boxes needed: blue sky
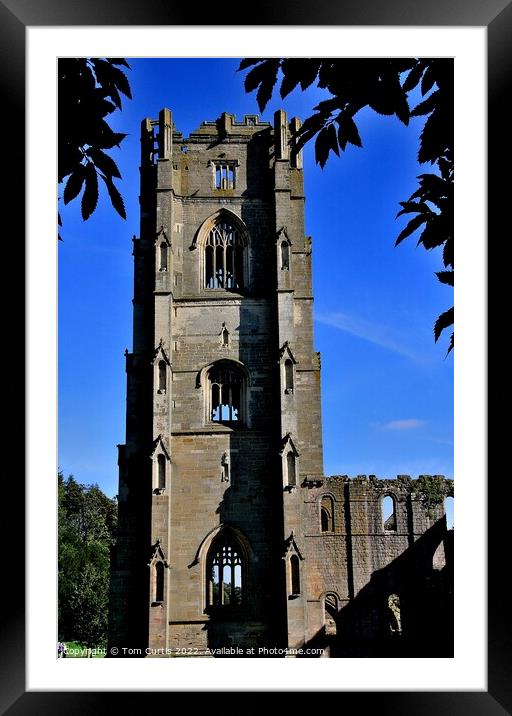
[58,58,453,510]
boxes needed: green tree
[58,471,117,648]
[239,59,453,353]
[58,58,131,239]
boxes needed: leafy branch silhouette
[58,58,131,239]
[239,59,453,354]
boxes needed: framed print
[3,0,504,711]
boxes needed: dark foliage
[58,58,131,239]
[58,471,117,648]
[239,59,454,353]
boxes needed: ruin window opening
[383,495,397,531]
[320,496,334,532]
[387,593,402,634]
[444,495,454,529]
[215,163,235,190]
[207,536,243,608]
[205,222,244,290]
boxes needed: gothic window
[158,360,166,393]
[155,562,164,603]
[290,555,300,595]
[320,496,334,532]
[383,495,397,531]
[214,163,235,190]
[207,535,243,608]
[157,454,166,490]
[204,221,244,289]
[159,243,168,271]
[281,241,290,270]
[284,359,294,393]
[286,452,296,487]
[208,362,245,424]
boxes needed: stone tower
[110,109,324,655]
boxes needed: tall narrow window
[208,363,245,424]
[444,495,454,529]
[290,555,300,595]
[159,244,167,271]
[320,496,334,532]
[281,241,290,270]
[158,361,166,393]
[155,562,164,603]
[287,452,296,487]
[284,359,294,393]
[204,222,244,289]
[383,495,397,531]
[207,534,243,608]
[157,454,166,490]
[222,326,229,347]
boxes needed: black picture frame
[4,0,502,711]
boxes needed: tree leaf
[436,270,454,286]
[434,307,454,343]
[421,63,437,95]
[63,165,86,205]
[101,174,126,219]
[443,237,454,268]
[402,61,426,92]
[446,332,454,356]
[96,131,127,150]
[107,58,131,68]
[411,89,440,117]
[238,58,262,72]
[337,114,363,148]
[86,147,122,179]
[81,162,99,221]
[315,124,338,168]
[395,213,427,245]
[396,200,430,217]
[108,65,132,99]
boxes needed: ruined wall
[302,474,453,657]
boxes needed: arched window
[284,359,294,393]
[158,360,166,393]
[208,362,246,424]
[207,533,243,608]
[155,562,164,603]
[444,495,454,529]
[286,452,296,487]
[281,241,290,270]
[290,555,300,595]
[320,496,334,532]
[159,244,168,271]
[383,495,397,531]
[157,454,166,490]
[204,221,244,289]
